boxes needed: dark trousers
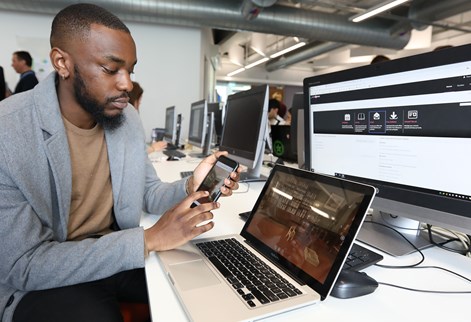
[13,268,149,322]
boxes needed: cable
[364,220,425,268]
[377,282,471,294]
[232,181,250,194]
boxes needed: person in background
[0,65,6,101]
[268,98,286,126]
[272,91,287,119]
[0,4,241,322]
[11,50,39,94]
[370,54,390,65]
[284,108,292,125]
[129,81,167,153]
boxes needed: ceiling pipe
[408,0,471,30]
[264,0,471,71]
[0,0,410,50]
[265,41,346,72]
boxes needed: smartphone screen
[191,156,238,207]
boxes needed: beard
[73,65,126,131]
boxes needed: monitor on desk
[303,44,471,256]
[163,106,176,144]
[219,84,269,180]
[188,99,208,149]
[208,102,223,146]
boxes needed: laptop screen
[241,165,375,299]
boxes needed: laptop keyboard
[196,238,302,308]
[343,243,383,271]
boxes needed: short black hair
[13,51,33,67]
[370,55,390,65]
[50,3,130,49]
[268,98,281,111]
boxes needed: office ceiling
[1,0,470,84]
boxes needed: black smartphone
[190,155,239,208]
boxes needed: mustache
[107,92,129,103]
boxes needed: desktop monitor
[219,84,269,180]
[303,44,471,256]
[188,99,208,148]
[163,106,176,144]
[289,92,305,167]
[208,102,223,146]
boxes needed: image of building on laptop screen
[246,170,366,283]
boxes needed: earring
[61,74,66,80]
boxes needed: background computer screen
[208,102,223,146]
[163,106,176,143]
[303,44,471,255]
[188,99,208,148]
[219,84,269,179]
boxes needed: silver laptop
[157,165,376,322]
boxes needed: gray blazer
[0,72,187,322]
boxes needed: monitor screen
[188,99,208,148]
[219,85,269,180]
[208,102,223,146]
[163,106,176,143]
[303,44,471,255]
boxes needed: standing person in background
[11,50,39,94]
[129,81,167,153]
[268,98,286,126]
[0,65,6,101]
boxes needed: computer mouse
[330,270,378,299]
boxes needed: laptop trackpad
[169,260,221,291]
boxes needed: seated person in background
[284,108,292,125]
[129,80,167,153]
[0,4,241,322]
[268,98,286,126]
[370,54,390,64]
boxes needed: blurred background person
[129,81,167,153]
[0,65,6,101]
[11,50,39,94]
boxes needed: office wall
[0,10,203,143]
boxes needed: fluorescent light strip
[245,57,270,69]
[351,0,410,23]
[227,67,246,77]
[270,42,306,58]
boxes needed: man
[268,98,286,125]
[11,50,39,94]
[0,3,240,322]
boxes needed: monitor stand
[357,209,446,257]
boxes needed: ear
[50,47,71,80]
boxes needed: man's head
[50,3,137,130]
[268,98,280,119]
[12,51,33,74]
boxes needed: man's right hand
[144,190,219,252]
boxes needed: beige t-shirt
[62,116,114,241]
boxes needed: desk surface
[143,155,471,322]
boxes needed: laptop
[270,125,297,163]
[156,165,376,322]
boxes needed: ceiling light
[245,57,270,69]
[350,0,410,23]
[270,42,306,58]
[227,67,246,77]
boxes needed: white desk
[143,156,471,322]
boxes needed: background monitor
[303,44,471,256]
[188,99,208,148]
[289,92,304,167]
[208,102,223,146]
[163,106,176,144]
[219,84,269,180]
